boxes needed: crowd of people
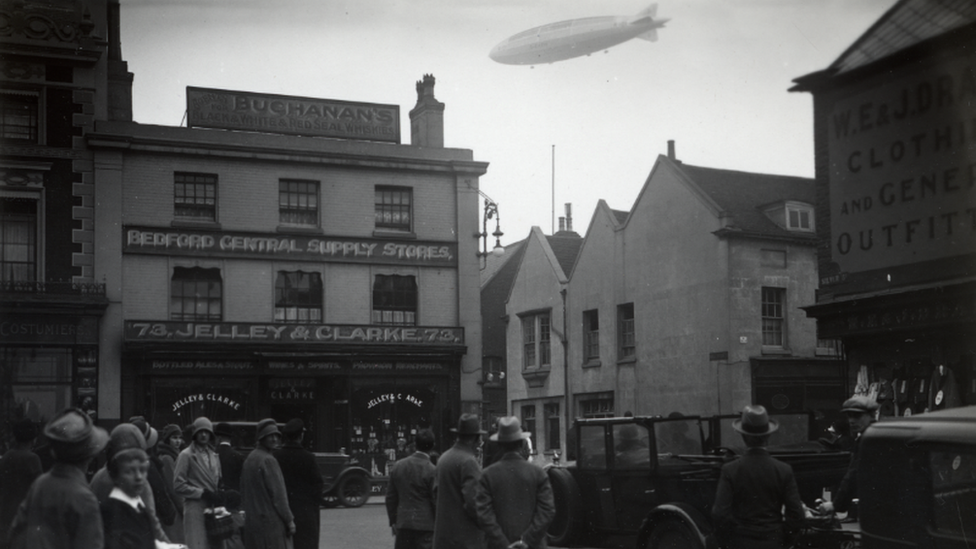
[0,411,323,549]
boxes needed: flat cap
[841,395,879,413]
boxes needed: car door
[609,422,658,532]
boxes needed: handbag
[204,508,236,543]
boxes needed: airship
[489,4,669,66]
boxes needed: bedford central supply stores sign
[186,86,400,143]
[124,226,456,267]
[827,54,976,275]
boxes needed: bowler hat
[450,413,487,435]
[255,418,280,442]
[490,416,530,442]
[841,395,879,414]
[732,405,779,436]
[214,422,233,438]
[44,407,109,463]
[282,418,305,436]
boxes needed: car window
[930,448,976,539]
[655,420,700,457]
[578,424,607,469]
[613,423,650,469]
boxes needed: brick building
[1,0,131,441]
[89,77,488,464]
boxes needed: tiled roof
[545,234,584,277]
[676,163,815,239]
[831,0,976,74]
[480,240,526,288]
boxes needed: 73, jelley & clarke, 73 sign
[125,321,464,346]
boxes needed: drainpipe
[560,287,570,462]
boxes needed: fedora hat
[44,407,109,463]
[450,413,487,435]
[732,405,779,436]
[214,422,233,438]
[282,418,305,437]
[255,418,280,442]
[490,416,531,442]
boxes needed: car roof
[863,405,976,446]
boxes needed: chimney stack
[409,74,445,148]
[558,217,566,232]
[565,203,573,231]
[667,139,676,160]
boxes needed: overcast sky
[120,0,899,242]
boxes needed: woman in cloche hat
[173,417,222,549]
[240,419,295,549]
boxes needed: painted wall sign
[826,53,976,275]
[186,86,400,143]
[0,315,99,344]
[171,393,242,412]
[124,226,456,267]
[366,392,425,409]
[151,360,255,370]
[126,321,464,346]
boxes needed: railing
[0,280,106,296]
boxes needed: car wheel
[337,474,370,508]
[644,518,703,549]
[546,467,583,546]
[320,494,340,508]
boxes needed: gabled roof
[829,0,976,75]
[611,209,630,225]
[480,240,526,289]
[674,161,815,240]
[545,234,584,277]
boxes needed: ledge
[582,359,602,369]
[372,229,417,240]
[616,357,637,366]
[521,367,551,388]
[276,225,323,235]
[171,219,221,230]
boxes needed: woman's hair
[108,447,149,479]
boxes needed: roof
[480,240,526,289]
[675,162,815,240]
[611,209,630,225]
[544,234,584,277]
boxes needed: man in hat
[711,405,805,549]
[386,429,437,549]
[433,413,487,549]
[8,408,110,549]
[214,423,244,492]
[0,419,42,549]
[475,417,554,549]
[817,395,878,518]
[274,419,323,549]
[240,419,294,549]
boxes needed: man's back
[387,452,436,531]
[216,443,244,491]
[476,454,554,549]
[10,463,104,549]
[433,443,484,549]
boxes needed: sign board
[826,53,976,276]
[186,86,400,143]
[126,321,464,346]
[124,226,457,267]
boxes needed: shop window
[580,395,614,419]
[171,267,222,321]
[274,271,322,322]
[544,402,560,452]
[817,338,843,357]
[375,186,412,232]
[617,303,635,360]
[520,404,536,440]
[0,197,37,283]
[1,90,39,142]
[372,274,416,325]
[761,287,786,348]
[0,348,74,432]
[521,313,551,368]
[174,173,217,221]
[279,179,319,227]
[583,309,600,362]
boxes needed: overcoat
[432,442,485,549]
[8,463,104,549]
[0,447,42,549]
[386,451,437,532]
[216,442,245,492]
[274,441,324,549]
[475,452,554,549]
[174,443,221,549]
[240,446,294,549]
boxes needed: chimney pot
[667,140,676,160]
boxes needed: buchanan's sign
[125,321,464,346]
[186,86,400,143]
[124,226,456,267]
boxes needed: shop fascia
[126,320,463,345]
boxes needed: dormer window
[785,202,814,232]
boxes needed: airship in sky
[489,4,669,66]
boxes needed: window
[274,271,322,322]
[786,202,814,231]
[583,309,600,361]
[171,267,222,321]
[0,348,74,431]
[174,173,217,221]
[1,90,39,142]
[375,186,412,231]
[521,313,551,368]
[816,339,843,357]
[372,274,417,325]
[279,179,319,226]
[0,197,37,282]
[544,403,560,452]
[618,303,635,359]
[580,396,614,419]
[520,404,536,441]
[761,287,785,347]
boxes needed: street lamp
[475,192,504,261]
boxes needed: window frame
[0,195,39,283]
[278,179,320,228]
[170,267,222,321]
[785,202,814,232]
[617,303,635,361]
[173,172,218,222]
[371,274,417,326]
[0,89,40,143]
[520,312,552,369]
[374,186,413,232]
[274,270,323,323]
[583,309,600,363]
[520,404,537,442]
[544,402,561,452]
[761,286,786,349]
[579,395,615,419]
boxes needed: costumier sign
[124,226,456,267]
[186,86,400,143]
[125,321,464,346]
[826,53,976,276]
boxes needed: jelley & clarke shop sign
[125,321,464,346]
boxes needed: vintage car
[222,421,373,508]
[857,405,976,548]
[545,412,851,549]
